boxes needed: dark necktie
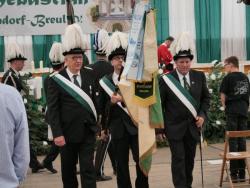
[73,75,80,87]
[183,76,190,91]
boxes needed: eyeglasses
[112,55,125,61]
[71,55,83,61]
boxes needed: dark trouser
[168,129,197,188]
[108,141,117,173]
[29,144,41,169]
[43,142,60,166]
[60,128,96,188]
[113,133,149,188]
[226,114,247,178]
[95,135,116,176]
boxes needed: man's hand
[54,136,66,147]
[195,116,204,128]
[100,130,109,141]
[156,133,166,142]
[111,94,123,104]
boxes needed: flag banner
[138,106,156,175]
[143,10,159,79]
[133,79,156,106]
[122,1,150,81]
[118,79,139,124]
[149,75,164,128]
[118,2,164,176]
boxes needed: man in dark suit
[2,43,27,92]
[99,31,149,188]
[87,29,115,181]
[2,42,44,174]
[47,24,98,188]
[42,42,65,174]
[159,33,210,188]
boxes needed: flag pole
[66,0,75,25]
[199,130,204,188]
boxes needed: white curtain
[221,0,246,61]
[168,0,197,62]
[4,36,33,71]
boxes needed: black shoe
[43,163,57,174]
[31,165,44,173]
[239,171,245,182]
[230,175,238,183]
[238,175,246,182]
[96,175,112,182]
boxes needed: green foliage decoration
[204,62,226,143]
[20,73,49,155]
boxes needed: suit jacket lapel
[171,70,180,83]
[80,69,88,92]
[61,68,84,88]
[172,69,196,98]
[60,68,71,81]
[189,70,197,97]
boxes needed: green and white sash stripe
[99,76,129,115]
[52,73,97,121]
[162,74,198,118]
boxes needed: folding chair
[219,130,250,188]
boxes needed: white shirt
[66,68,82,87]
[176,69,191,88]
[10,67,20,77]
[112,72,119,85]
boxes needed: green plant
[204,62,226,143]
[20,73,49,155]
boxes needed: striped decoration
[1,0,250,73]
[194,0,221,63]
[0,34,95,73]
[32,35,61,68]
[221,0,246,61]
[152,0,250,63]
[151,0,170,45]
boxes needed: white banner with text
[0,0,98,36]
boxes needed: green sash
[52,73,97,121]
[99,76,129,115]
[162,74,199,118]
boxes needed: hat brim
[63,48,84,56]
[173,54,194,61]
[8,57,27,62]
[51,61,64,66]
[95,50,106,56]
[108,47,126,61]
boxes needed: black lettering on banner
[135,79,154,99]
[31,14,45,27]
[0,15,26,25]
[41,0,50,5]
[0,0,87,6]
[28,0,39,5]
[17,0,27,5]
[7,0,15,5]
[0,0,5,8]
